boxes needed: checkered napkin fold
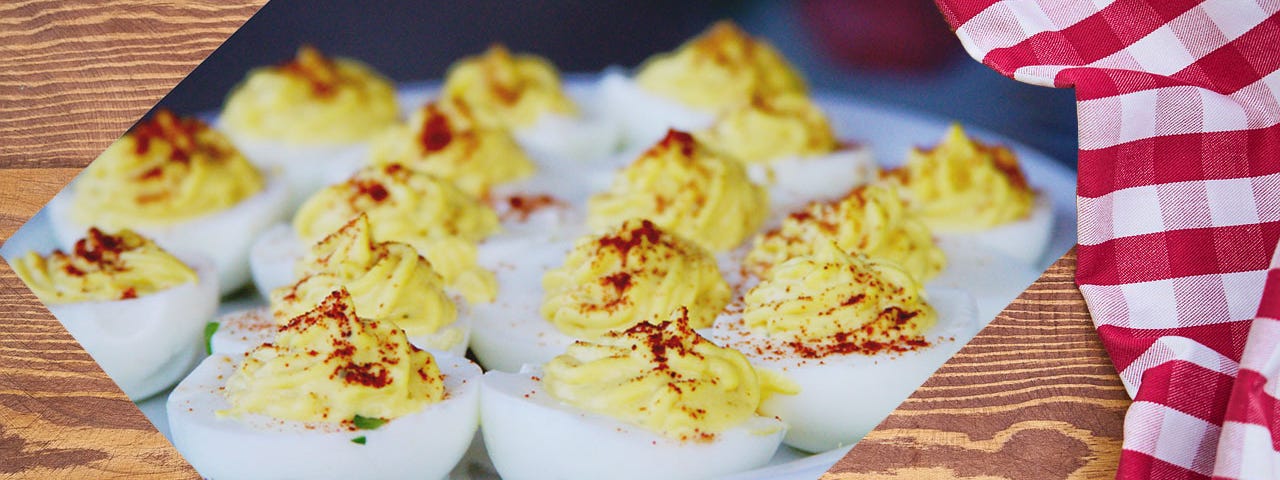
[934,0,1280,478]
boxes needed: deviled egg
[11,228,218,400]
[250,163,500,303]
[169,289,481,480]
[47,109,289,294]
[599,21,808,150]
[214,214,469,357]
[745,182,945,283]
[886,124,1053,265]
[366,99,535,198]
[219,45,400,209]
[470,218,730,371]
[713,242,979,452]
[589,129,768,252]
[482,308,795,480]
[440,44,620,162]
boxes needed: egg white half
[596,69,718,152]
[468,235,577,372]
[46,256,218,401]
[220,130,370,213]
[936,194,1054,267]
[168,352,481,480]
[711,288,979,453]
[514,112,623,164]
[481,366,786,480]
[209,304,472,359]
[485,159,594,240]
[48,173,290,296]
[248,223,305,297]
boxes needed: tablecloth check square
[934,0,1280,478]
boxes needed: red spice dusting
[726,291,936,361]
[890,307,919,326]
[418,106,453,152]
[281,283,300,303]
[656,129,697,157]
[906,338,930,348]
[787,210,813,223]
[618,309,703,373]
[841,294,865,306]
[765,322,932,360]
[414,366,432,381]
[77,228,123,263]
[596,219,664,263]
[367,184,389,202]
[338,418,356,431]
[339,362,392,388]
[330,343,356,359]
[500,194,564,222]
[120,287,137,300]
[676,431,718,443]
[278,45,340,97]
[601,272,632,294]
[274,290,432,392]
[128,109,214,164]
[382,163,406,176]
[139,166,165,180]
[350,179,390,203]
[56,228,137,275]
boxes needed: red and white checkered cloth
[934,1,1280,478]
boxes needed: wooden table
[0,2,1129,478]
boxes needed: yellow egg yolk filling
[441,44,577,129]
[636,21,807,111]
[272,214,458,345]
[743,242,936,355]
[220,45,399,144]
[223,289,445,423]
[368,100,536,197]
[695,94,837,164]
[543,308,796,441]
[542,219,731,339]
[70,110,264,228]
[13,228,196,304]
[588,130,768,252]
[746,182,944,282]
[891,124,1036,231]
[294,164,500,303]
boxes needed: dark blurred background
[156,0,1078,168]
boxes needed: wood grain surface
[826,251,1129,479]
[0,1,263,478]
[0,259,190,478]
[0,0,266,242]
[0,1,1126,479]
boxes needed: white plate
[0,77,1076,480]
